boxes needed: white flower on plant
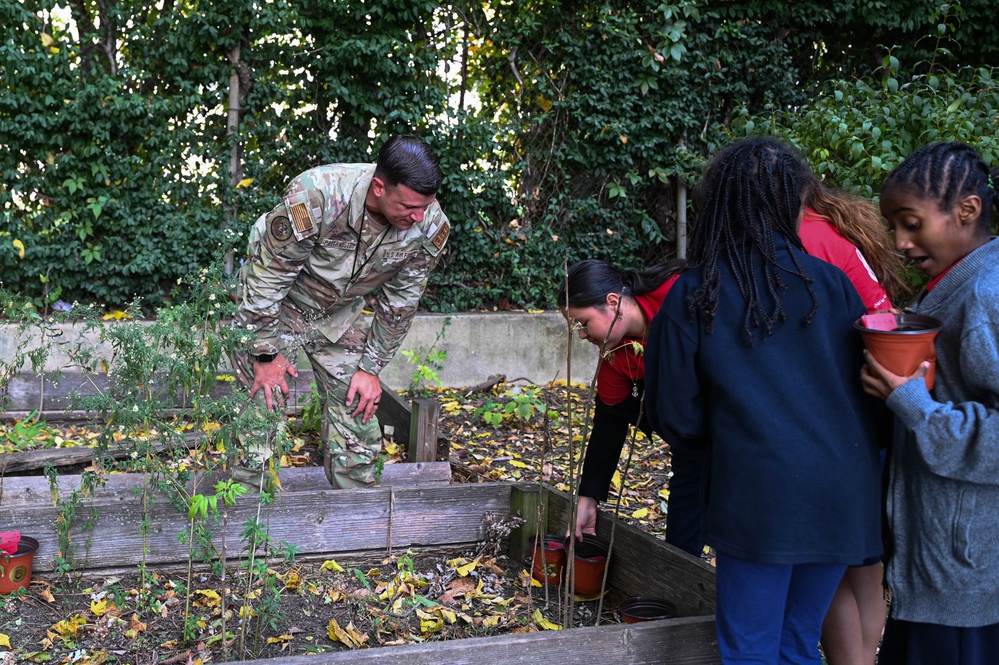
[132,405,139,412]
[209,294,216,301]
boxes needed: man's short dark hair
[374,134,443,195]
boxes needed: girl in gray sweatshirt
[861,141,999,665]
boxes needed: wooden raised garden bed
[1,371,719,663]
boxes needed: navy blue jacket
[645,235,883,565]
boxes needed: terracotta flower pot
[856,313,943,389]
[566,534,608,597]
[0,536,38,595]
[618,596,677,623]
[532,535,566,585]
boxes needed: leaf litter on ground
[0,377,689,662]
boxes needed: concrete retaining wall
[0,312,599,390]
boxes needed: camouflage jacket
[238,163,450,376]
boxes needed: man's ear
[957,194,982,227]
[371,176,386,198]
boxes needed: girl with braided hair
[557,259,694,547]
[645,137,884,663]
[861,141,999,664]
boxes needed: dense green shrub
[2,0,997,312]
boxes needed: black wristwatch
[254,352,277,364]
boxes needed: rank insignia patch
[289,202,315,234]
[431,220,450,250]
[270,215,293,242]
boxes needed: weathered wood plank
[2,370,315,413]
[221,615,719,665]
[407,397,439,463]
[0,463,450,507]
[543,487,716,617]
[0,431,201,474]
[2,371,410,426]
[0,480,513,573]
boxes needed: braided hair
[881,141,999,230]
[688,137,816,340]
[557,259,685,310]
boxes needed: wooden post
[407,398,439,463]
[224,42,242,276]
[376,380,411,448]
[508,485,546,564]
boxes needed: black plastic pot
[618,596,677,623]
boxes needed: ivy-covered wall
[1,0,996,312]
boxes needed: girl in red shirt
[557,259,689,546]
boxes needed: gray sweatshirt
[885,237,999,627]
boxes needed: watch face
[270,215,293,242]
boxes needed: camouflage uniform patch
[289,202,315,235]
[270,215,293,242]
[234,162,450,489]
[431,220,450,249]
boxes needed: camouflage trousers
[232,308,382,490]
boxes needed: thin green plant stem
[238,472,268,659]
[220,496,230,662]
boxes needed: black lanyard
[349,214,391,286]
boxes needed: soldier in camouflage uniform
[233,135,450,489]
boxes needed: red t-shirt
[596,274,680,405]
[799,209,891,311]
[926,262,958,292]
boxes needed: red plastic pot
[0,536,38,595]
[566,534,608,597]
[532,535,566,585]
[618,596,677,623]
[856,313,942,389]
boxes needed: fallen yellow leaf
[90,598,111,616]
[278,568,301,591]
[49,614,87,640]
[327,618,367,648]
[193,589,221,607]
[632,507,649,519]
[0,633,9,647]
[533,608,563,630]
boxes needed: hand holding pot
[861,350,931,400]
[572,496,599,541]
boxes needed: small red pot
[566,534,608,596]
[0,536,39,595]
[618,596,677,623]
[532,535,566,585]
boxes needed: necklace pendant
[632,383,639,398]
